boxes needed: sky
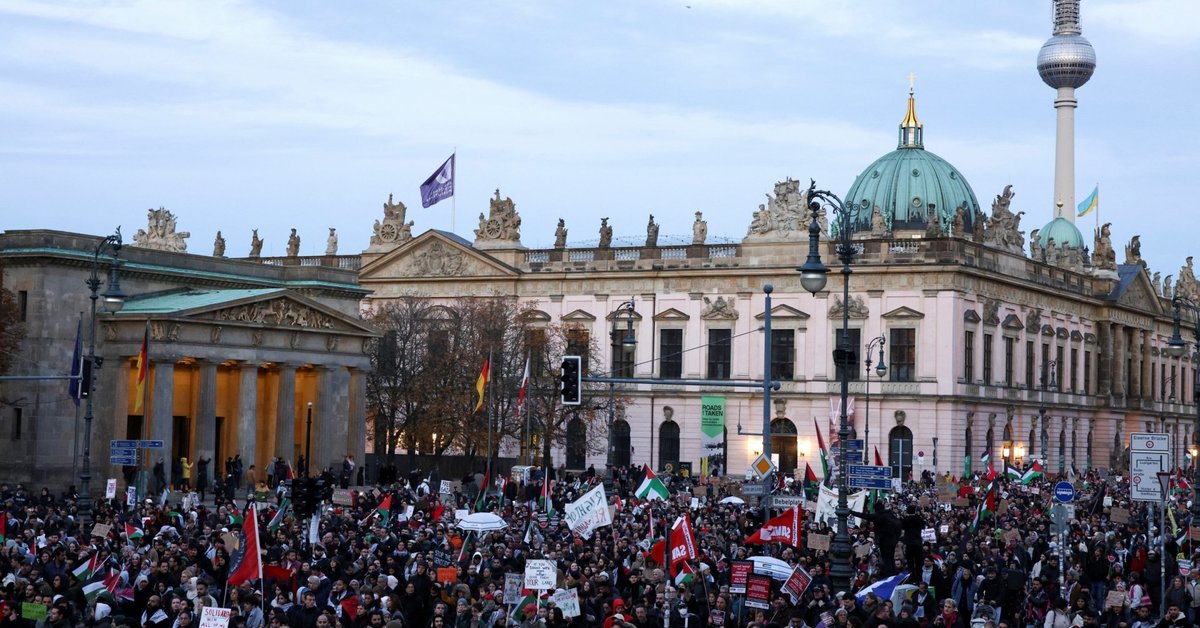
[2,0,1198,277]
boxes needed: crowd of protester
[0,458,1195,628]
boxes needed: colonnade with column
[120,357,368,484]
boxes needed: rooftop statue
[645,214,660,248]
[248,229,263,258]
[326,228,338,256]
[368,194,415,251]
[744,178,814,242]
[692,212,708,245]
[1092,223,1116,271]
[132,207,190,253]
[287,228,300,257]
[212,231,226,258]
[474,189,522,246]
[554,219,567,249]
[598,217,613,249]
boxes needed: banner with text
[565,484,611,539]
[700,396,726,463]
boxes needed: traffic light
[291,479,310,518]
[560,356,582,406]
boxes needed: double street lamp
[1166,294,1200,519]
[797,179,857,594]
[608,299,637,471]
[1038,359,1058,469]
[81,229,127,525]
[863,336,887,455]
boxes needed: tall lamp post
[608,299,636,472]
[1039,359,1058,470]
[797,179,857,594]
[81,229,127,526]
[1166,293,1200,520]
[863,336,887,455]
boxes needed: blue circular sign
[1054,481,1076,503]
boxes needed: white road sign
[1130,432,1170,502]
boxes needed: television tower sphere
[1037,0,1096,89]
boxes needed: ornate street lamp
[863,336,887,455]
[797,179,857,594]
[608,300,637,471]
[1166,293,1200,518]
[81,229,127,525]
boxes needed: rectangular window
[770,329,796,380]
[964,330,975,383]
[1041,342,1051,388]
[1070,348,1079,393]
[523,328,548,376]
[1025,340,1035,390]
[1056,346,1065,390]
[11,408,21,440]
[659,329,683,379]
[707,329,732,379]
[610,328,636,378]
[833,328,862,382]
[1084,350,1092,394]
[1004,337,1015,386]
[566,328,591,375]
[18,291,28,322]
[982,334,994,385]
[889,328,916,382]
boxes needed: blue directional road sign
[109,447,137,465]
[831,439,865,464]
[1054,481,1075,503]
[111,440,139,449]
[136,440,165,449]
[848,464,893,490]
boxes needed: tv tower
[1037,0,1096,223]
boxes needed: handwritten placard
[808,533,831,552]
[20,603,47,621]
[91,523,112,538]
[920,528,936,543]
[199,607,233,628]
[105,479,117,499]
[436,567,457,584]
[1109,507,1130,524]
[952,498,969,508]
[1104,591,1126,609]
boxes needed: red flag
[227,504,262,586]
[339,595,359,621]
[263,564,296,594]
[516,353,531,417]
[874,446,884,466]
[668,514,699,575]
[432,503,445,523]
[744,505,802,547]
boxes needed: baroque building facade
[352,93,1198,481]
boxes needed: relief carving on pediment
[212,299,336,329]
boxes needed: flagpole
[485,350,493,507]
[451,147,457,235]
[138,320,152,501]
[72,313,83,486]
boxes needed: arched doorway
[611,419,631,468]
[659,421,680,471]
[888,425,914,481]
[566,418,586,470]
[770,418,798,474]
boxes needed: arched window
[566,418,586,469]
[986,427,995,459]
[888,425,914,481]
[770,418,798,474]
[612,419,631,468]
[964,424,973,475]
[659,421,680,470]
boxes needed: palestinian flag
[635,465,668,501]
[72,553,99,581]
[124,523,144,540]
[980,449,995,480]
[674,561,696,586]
[227,512,244,526]
[374,494,393,527]
[268,499,291,533]
[82,580,108,604]
[475,470,490,511]
[1005,464,1023,482]
[802,463,820,501]
[969,480,997,532]
[541,478,556,515]
[814,417,831,485]
[1020,460,1044,485]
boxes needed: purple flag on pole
[420,154,455,208]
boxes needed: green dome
[1037,216,1085,249]
[841,91,980,235]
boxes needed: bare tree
[0,264,24,376]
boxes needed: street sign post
[749,453,776,480]
[1130,432,1170,503]
[1054,481,1075,503]
[831,439,865,465]
[848,464,893,491]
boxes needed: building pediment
[1001,313,1024,331]
[358,230,520,281]
[756,304,810,321]
[882,306,925,320]
[653,308,691,322]
[118,288,377,336]
[1112,265,1164,316]
[562,309,597,322]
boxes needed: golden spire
[901,72,921,129]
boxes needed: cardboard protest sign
[782,565,813,604]
[808,533,831,552]
[1110,507,1129,524]
[564,484,611,539]
[551,589,580,618]
[199,607,233,628]
[921,528,936,543]
[746,575,772,609]
[730,560,753,594]
[503,574,523,605]
[524,559,556,590]
[436,568,457,584]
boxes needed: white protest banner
[921,528,936,543]
[105,479,117,499]
[815,485,867,528]
[551,588,581,618]
[565,484,611,539]
[454,509,469,521]
[503,573,524,605]
[440,480,452,494]
[524,559,556,590]
[199,606,233,628]
[126,487,137,507]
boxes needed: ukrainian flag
[1077,185,1098,218]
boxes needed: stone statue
[829,294,869,319]
[287,228,300,257]
[369,194,415,250]
[1179,257,1198,299]
[1164,274,1174,298]
[950,206,966,238]
[1029,229,1041,260]
[870,206,886,236]
[1092,222,1117,271]
[971,209,986,242]
[212,231,226,257]
[1123,235,1142,266]
[701,296,739,319]
[473,189,523,245]
[982,185,1026,254]
[1044,237,1059,265]
[744,178,810,240]
[325,228,338,256]
[1152,272,1162,296]
[132,207,190,253]
[645,215,660,247]
[692,211,708,245]
[598,217,613,248]
[924,205,942,238]
[249,229,263,258]
[554,219,568,249]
